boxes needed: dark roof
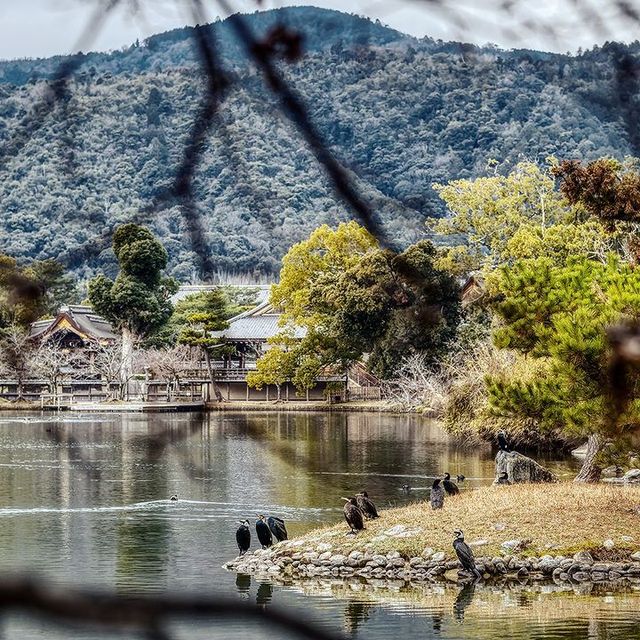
[30,305,118,342]
[212,301,306,342]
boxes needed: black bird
[453,582,476,622]
[169,494,178,501]
[456,474,465,482]
[356,491,379,519]
[497,430,511,452]
[401,484,412,493]
[443,473,460,496]
[255,515,273,548]
[496,471,510,484]
[453,529,482,579]
[236,519,251,556]
[267,515,288,542]
[430,479,445,509]
[341,497,364,534]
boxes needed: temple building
[29,305,117,347]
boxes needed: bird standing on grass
[255,515,273,548]
[453,529,482,579]
[342,497,364,534]
[236,520,251,556]
[267,515,288,542]
[356,491,379,519]
[430,478,445,510]
[443,473,460,496]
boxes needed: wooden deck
[64,401,205,413]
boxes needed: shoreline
[224,483,640,588]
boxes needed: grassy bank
[295,483,640,559]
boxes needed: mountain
[0,6,637,283]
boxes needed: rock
[318,551,332,561]
[386,551,401,560]
[573,551,594,564]
[329,554,347,567]
[572,571,591,581]
[623,469,640,483]
[603,539,615,550]
[609,571,623,580]
[501,539,524,552]
[631,551,640,562]
[369,555,387,567]
[384,525,407,537]
[421,547,434,559]
[591,571,607,581]
[493,523,507,531]
[316,543,332,553]
[470,539,489,547]
[495,450,558,484]
[621,536,635,543]
[431,551,446,562]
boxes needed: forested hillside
[0,6,636,282]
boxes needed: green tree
[176,290,233,401]
[429,161,617,275]
[87,224,178,382]
[487,255,640,482]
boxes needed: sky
[0,0,637,60]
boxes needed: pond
[0,410,637,639]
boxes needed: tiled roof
[212,301,306,341]
[30,305,118,342]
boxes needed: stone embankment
[224,543,640,586]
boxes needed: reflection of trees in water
[453,582,475,623]
[343,599,374,635]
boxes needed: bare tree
[140,345,199,401]
[33,341,84,396]
[0,325,39,401]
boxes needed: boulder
[623,469,640,483]
[495,450,558,484]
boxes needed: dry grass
[299,483,640,559]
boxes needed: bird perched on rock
[356,491,379,519]
[341,497,364,534]
[267,515,288,542]
[169,494,178,501]
[430,478,445,509]
[443,473,460,496]
[496,471,510,485]
[497,430,511,452]
[453,529,481,579]
[236,520,251,556]
[255,515,273,548]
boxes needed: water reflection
[0,410,635,640]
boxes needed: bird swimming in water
[169,494,178,501]
[341,497,364,534]
[401,484,411,493]
[496,471,510,484]
[443,473,460,496]
[356,491,379,519]
[430,478,445,510]
[497,430,511,452]
[456,474,465,482]
[453,529,482,579]
[255,515,273,548]
[267,515,288,542]
[236,520,251,556]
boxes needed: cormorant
[236,520,251,556]
[443,473,460,496]
[255,515,273,548]
[341,497,364,534]
[496,471,510,484]
[430,478,445,510]
[456,474,465,482]
[267,515,288,542]
[453,529,482,579]
[169,494,178,501]
[497,430,511,452]
[356,491,379,519]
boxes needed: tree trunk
[574,434,603,483]
[203,349,223,402]
[121,327,135,399]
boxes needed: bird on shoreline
[453,529,482,579]
[341,497,364,534]
[255,515,273,548]
[430,478,445,509]
[267,515,288,542]
[498,430,511,452]
[236,520,251,556]
[443,473,460,496]
[356,491,379,519]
